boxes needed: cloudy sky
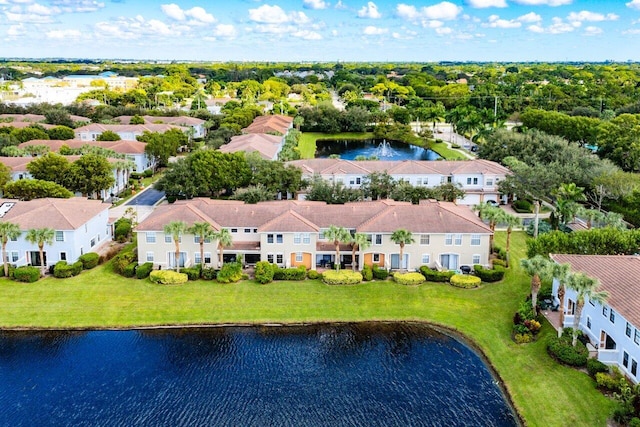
[1,0,639,62]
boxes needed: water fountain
[373,139,398,158]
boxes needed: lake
[0,324,518,426]
[316,139,441,161]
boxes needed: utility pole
[494,96,498,121]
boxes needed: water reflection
[316,139,441,161]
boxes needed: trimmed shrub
[53,261,73,278]
[372,265,389,280]
[182,265,202,281]
[13,266,40,283]
[100,246,121,264]
[493,245,507,261]
[217,262,243,283]
[512,199,533,213]
[122,261,137,278]
[362,264,373,281]
[595,372,623,392]
[0,264,16,277]
[71,261,83,276]
[143,169,153,178]
[112,250,137,275]
[629,418,640,427]
[307,269,320,280]
[393,272,426,286]
[587,358,609,378]
[273,265,307,281]
[136,262,154,279]
[450,274,481,288]
[322,270,363,285]
[491,258,507,267]
[201,267,217,280]
[514,333,533,344]
[114,218,132,242]
[255,261,275,284]
[547,333,588,367]
[473,264,505,282]
[419,266,455,282]
[149,270,188,285]
[79,252,100,270]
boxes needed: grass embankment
[298,132,375,158]
[429,141,469,160]
[0,231,613,426]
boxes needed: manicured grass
[298,132,374,158]
[0,232,613,426]
[429,141,469,160]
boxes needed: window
[586,317,591,329]
[319,229,326,239]
[165,234,172,243]
[244,228,251,233]
[90,238,96,247]
[610,309,616,324]
[267,234,274,244]
[204,253,211,264]
[624,351,629,368]
[486,179,493,186]
[470,234,481,246]
[472,254,481,265]
[374,234,382,245]
[195,252,201,264]
[466,177,478,185]
[420,234,430,245]
[627,323,633,338]
[635,329,640,345]
[9,235,17,242]
[445,234,453,245]
[454,234,462,246]
[632,359,638,377]
[296,252,303,262]
[373,253,380,263]
[194,236,212,244]
[421,254,430,264]
[10,251,18,262]
[276,254,283,264]
[302,233,310,244]
[55,231,64,242]
[602,306,608,317]
[276,234,283,244]
[267,254,274,263]
[231,228,238,233]
[146,252,154,262]
[253,229,258,233]
[294,233,301,244]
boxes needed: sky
[1,0,640,62]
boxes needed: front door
[391,254,409,270]
[439,254,459,270]
[29,251,46,267]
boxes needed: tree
[0,162,11,190]
[433,182,465,203]
[26,152,71,186]
[473,202,502,249]
[361,171,396,200]
[140,130,183,167]
[25,227,55,275]
[0,222,21,276]
[390,229,415,271]
[163,221,187,273]
[350,233,371,272]
[551,262,570,337]
[3,179,73,200]
[501,212,522,258]
[188,222,216,269]
[47,126,75,140]
[520,255,552,311]
[230,184,274,204]
[130,115,145,125]
[324,225,352,270]
[567,272,608,346]
[11,126,49,143]
[96,130,121,141]
[44,108,74,127]
[425,103,446,135]
[213,228,233,268]
[293,115,304,131]
[67,154,115,199]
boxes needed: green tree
[96,130,121,141]
[25,227,55,275]
[26,152,71,186]
[390,229,415,271]
[567,272,608,346]
[213,228,233,268]
[44,108,73,127]
[47,126,75,140]
[187,222,216,269]
[501,212,522,258]
[67,154,115,199]
[163,221,187,273]
[361,171,396,200]
[11,126,49,143]
[520,255,552,311]
[230,184,274,204]
[3,179,73,200]
[0,221,21,276]
[324,225,352,270]
[0,162,11,190]
[551,262,571,337]
[129,115,145,125]
[350,232,371,272]
[433,182,464,203]
[140,129,186,167]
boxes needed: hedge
[393,272,426,286]
[361,264,373,281]
[587,358,609,377]
[112,250,137,275]
[79,252,100,270]
[53,261,73,278]
[450,274,481,288]
[273,265,307,281]
[217,262,243,283]
[0,264,15,277]
[372,265,389,280]
[307,269,320,280]
[182,265,201,281]
[71,261,83,276]
[473,265,505,282]
[13,266,40,283]
[419,266,455,282]
[255,261,274,284]
[547,333,588,367]
[149,270,188,285]
[201,267,217,280]
[122,261,137,278]
[136,262,154,279]
[322,270,363,285]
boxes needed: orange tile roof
[0,197,108,230]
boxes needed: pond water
[0,324,518,427]
[316,139,441,161]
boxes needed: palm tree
[520,255,552,311]
[324,225,352,270]
[567,272,608,346]
[0,222,21,276]
[473,202,502,250]
[425,103,445,135]
[293,115,304,131]
[390,229,415,271]
[214,228,233,268]
[25,228,55,276]
[163,221,187,273]
[576,206,604,229]
[551,262,571,337]
[350,232,371,272]
[501,212,522,258]
[187,222,215,268]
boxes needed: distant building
[74,123,186,141]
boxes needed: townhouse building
[113,116,206,138]
[74,123,186,141]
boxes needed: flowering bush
[450,274,481,288]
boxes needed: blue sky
[1,0,639,61]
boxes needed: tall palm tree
[390,229,415,271]
[163,221,187,273]
[551,262,571,337]
[520,255,552,311]
[473,202,502,250]
[350,232,371,272]
[324,225,352,270]
[0,222,21,276]
[214,228,233,268]
[567,272,608,346]
[425,103,446,135]
[187,222,215,268]
[25,227,55,276]
[501,212,522,257]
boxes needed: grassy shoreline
[298,132,375,158]
[0,232,613,426]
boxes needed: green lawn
[429,141,469,160]
[0,231,613,426]
[298,132,375,158]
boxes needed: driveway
[125,188,165,206]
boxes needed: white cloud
[466,0,507,8]
[161,4,186,20]
[396,2,462,24]
[292,29,322,39]
[396,4,420,20]
[583,26,602,36]
[94,15,185,40]
[483,14,521,28]
[46,28,82,38]
[213,24,236,38]
[161,4,215,24]
[435,26,453,35]
[5,10,55,23]
[527,24,544,33]
[363,25,387,34]
[50,0,105,13]
[186,7,215,23]
[567,11,618,22]
[517,12,542,23]
[303,0,328,10]
[27,3,60,15]
[627,0,640,9]
[334,0,347,9]
[358,2,382,19]
[248,4,309,24]
[6,23,26,36]
[623,28,640,34]
[511,0,571,5]
[528,17,575,34]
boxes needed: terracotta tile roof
[135,203,222,232]
[259,210,320,232]
[550,254,640,328]
[0,197,108,230]
[114,116,205,126]
[243,115,293,135]
[74,123,184,134]
[219,133,282,159]
[0,157,31,172]
[20,139,147,155]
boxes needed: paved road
[125,188,165,206]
